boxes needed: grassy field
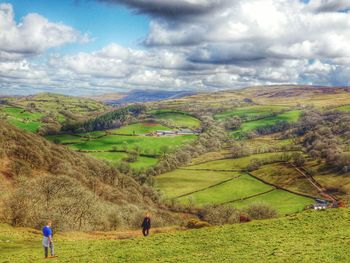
[177,173,274,205]
[214,105,289,121]
[185,152,285,171]
[47,130,196,168]
[67,134,197,154]
[0,106,44,132]
[155,170,239,198]
[251,163,320,197]
[233,189,313,215]
[231,110,302,137]
[156,156,313,215]
[86,152,158,170]
[334,104,350,112]
[150,110,201,129]
[12,93,108,123]
[2,209,350,262]
[46,119,197,169]
[46,134,85,144]
[108,122,169,135]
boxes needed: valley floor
[1,209,350,263]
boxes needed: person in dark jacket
[141,212,151,236]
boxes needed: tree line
[62,105,146,133]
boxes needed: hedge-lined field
[0,106,44,132]
[177,173,274,205]
[109,122,169,135]
[214,105,288,121]
[150,110,201,129]
[185,152,285,171]
[86,152,158,170]
[68,134,197,154]
[231,110,302,137]
[155,170,240,198]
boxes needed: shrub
[239,213,251,223]
[247,158,262,172]
[186,219,211,229]
[244,202,277,220]
[201,205,240,225]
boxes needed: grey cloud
[98,0,228,18]
[306,0,350,13]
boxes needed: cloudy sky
[0,0,350,95]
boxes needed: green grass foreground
[1,209,350,262]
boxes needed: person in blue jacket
[42,220,55,258]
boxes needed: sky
[0,0,350,95]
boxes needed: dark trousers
[44,241,55,258]
[142,228,150,236]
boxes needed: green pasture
[335,105,350,112]
[0,106,44,132]
[185,152,284,171]
[155,170,239,198]
[2,210,350,262]
[231,110,302,137]
[214,105,288,121]
[86,152,158,170]
[109,123,169,135]
[68,134,197,155]
[233,189,313,215]
[251,163,320,197]
[150,110,201,129]
[177,173,273,206]
[46,134,85,144]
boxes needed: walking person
[141,212,151,237]
[42,220,56,258]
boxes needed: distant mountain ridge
[97,90,196,105]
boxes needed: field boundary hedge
[219,188,276,205]
[174,174,242,199]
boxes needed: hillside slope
[0,209,349,262]
[0,121,170,231]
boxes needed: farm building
[156,130,175,136]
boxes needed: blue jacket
[42,226,52,237]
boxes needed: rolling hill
[1,209,349,262]
[0,121,175,231]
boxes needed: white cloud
[1,1,350,95]
[0,3,88,60]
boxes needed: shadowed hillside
[0,121,176,231]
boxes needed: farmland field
[177,173,274,206]
[233,189,313,215]
[155,170,240,198]
[251,163,320,197]
[3,209,348,262]
[46,134,85,144]
[12,93,108,122]
[335,104,350,112]
[109,122,169,135]
[185,152,286,171]
[214,105,289,121]
[86,152,158,170]
[156,156,313,214]
[150,110,201,129]
[231,110,302,137]
[67,134,197,154]
[0,106,44,132]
